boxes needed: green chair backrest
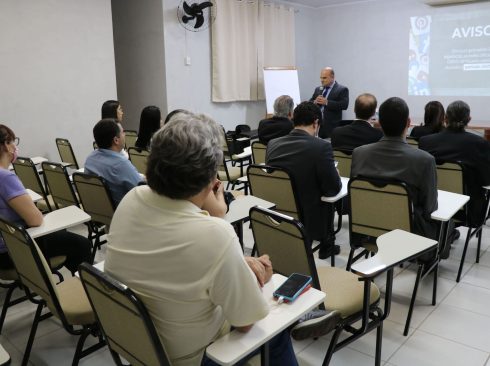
[79,263,171,366]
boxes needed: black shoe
[291,310,341,340]
[319,245,340,259]
[447,229,460,245]
[440,243,451,260]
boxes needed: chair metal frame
[406,136,419,148]
[41,161,79,209]
[0,157,70,331]
[347,177,414,266]
[124,130,138,149]
[12,157,52,212]
[436,161,490,282]
[218,156,248,191]
[0,257,67,335]
[247,164,335,265]
[332,149,353,178]
[221,126,251,175]
[0,270,27,334]
[79,263,172,366]
[43,162,106,259]
[55,138,80,169]
[0,218,105,365]
[72,172,116,260]
[332,149,353,234]
[2,165,70,332]
[347,176,439,336]
[249,206,389,366]
[235,124,251,136]
[247,164,303,221]
[128,147,150,175]
[251,141,267,165]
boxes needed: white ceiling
[284,0,489,7]
[282,0,376,8]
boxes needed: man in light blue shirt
[85,119,143,206]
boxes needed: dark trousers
[0,229,92,273]
[201,329,298,366]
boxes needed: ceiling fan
[177,0,217,32]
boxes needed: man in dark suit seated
[310,67,349,139]
[258,95,294,145]
[331,93,383,151]
[419,100,490,227]
[351,97,438,244]
[266,102,342,259]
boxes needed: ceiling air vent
[424,0,489,6]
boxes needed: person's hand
[213,179,224,198]
[202,179,227,218]
[245,256,272,287]
[257,255,273,284]
[315,95,327,105]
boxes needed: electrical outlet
[185,56,191,66]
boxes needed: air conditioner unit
[425,0,488,5]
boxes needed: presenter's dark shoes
[319,244,340,259]
[291,310,341,340]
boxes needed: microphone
[315,86,324,105]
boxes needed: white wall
[291,5,320,102]
[315,0,490,125]
[0,0,117,163]
[112,0,167,131]
[6,0,486,157]
[162,0,263,129]
[162,0,318,130]
[158,0,490,129]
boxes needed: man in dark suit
[351,97,438,242]
[419,100,490,226]
[331,93,383,151]
[266,102,342,259]
[310,67,349,139]
[258,95,294,144]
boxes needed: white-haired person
[105,113,298,366]
[258,95,294,144]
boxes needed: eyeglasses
[12,137,19,146]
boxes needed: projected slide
[409,10,490,96]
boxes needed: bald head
[354,93,377,120]
[320,67,335,87]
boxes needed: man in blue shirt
[85,119,143,206]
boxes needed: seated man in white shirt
[105,113,298,366]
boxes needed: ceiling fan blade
[194,15,205,28]
[183,1,193,15]
[182,15,194,23]
[198,1,214,10]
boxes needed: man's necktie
[321,87,330,116]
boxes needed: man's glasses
[12,137,19,146]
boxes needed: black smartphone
[273,273,312,302]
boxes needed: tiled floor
[1,218,490,365]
